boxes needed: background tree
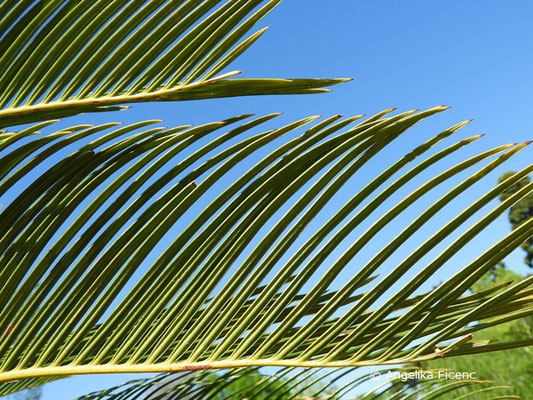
[499,171,533,268]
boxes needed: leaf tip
[457,119,474,128]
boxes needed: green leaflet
[62,367,519,400]
[0,0,532,396]
[1,109,532,386]
[0,0,347,128]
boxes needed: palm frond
[1,108,532,384]
[0,376,59,398]
[0,0,347,128]
[69,367,520,400]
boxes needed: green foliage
[400,171,533,399]
[0,1,532,399]
[499,172,533,268]
[471,262,522,292]
[0,0,345,128]
[2,107,533,392]
[77,369,337,400]
[76,368,521,400]
[422,264,533,399]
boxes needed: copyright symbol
[371,371,381,380]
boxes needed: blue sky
[5,0,532,398]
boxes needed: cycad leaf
[0,108,532,385]
[69,367,519,400]
[0,0,347,128]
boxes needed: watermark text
[370,369,476,381]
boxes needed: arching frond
[69,367,520,400]
[0,0,347,128]
[1,108,532,386]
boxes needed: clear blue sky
[9,1,532,398]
